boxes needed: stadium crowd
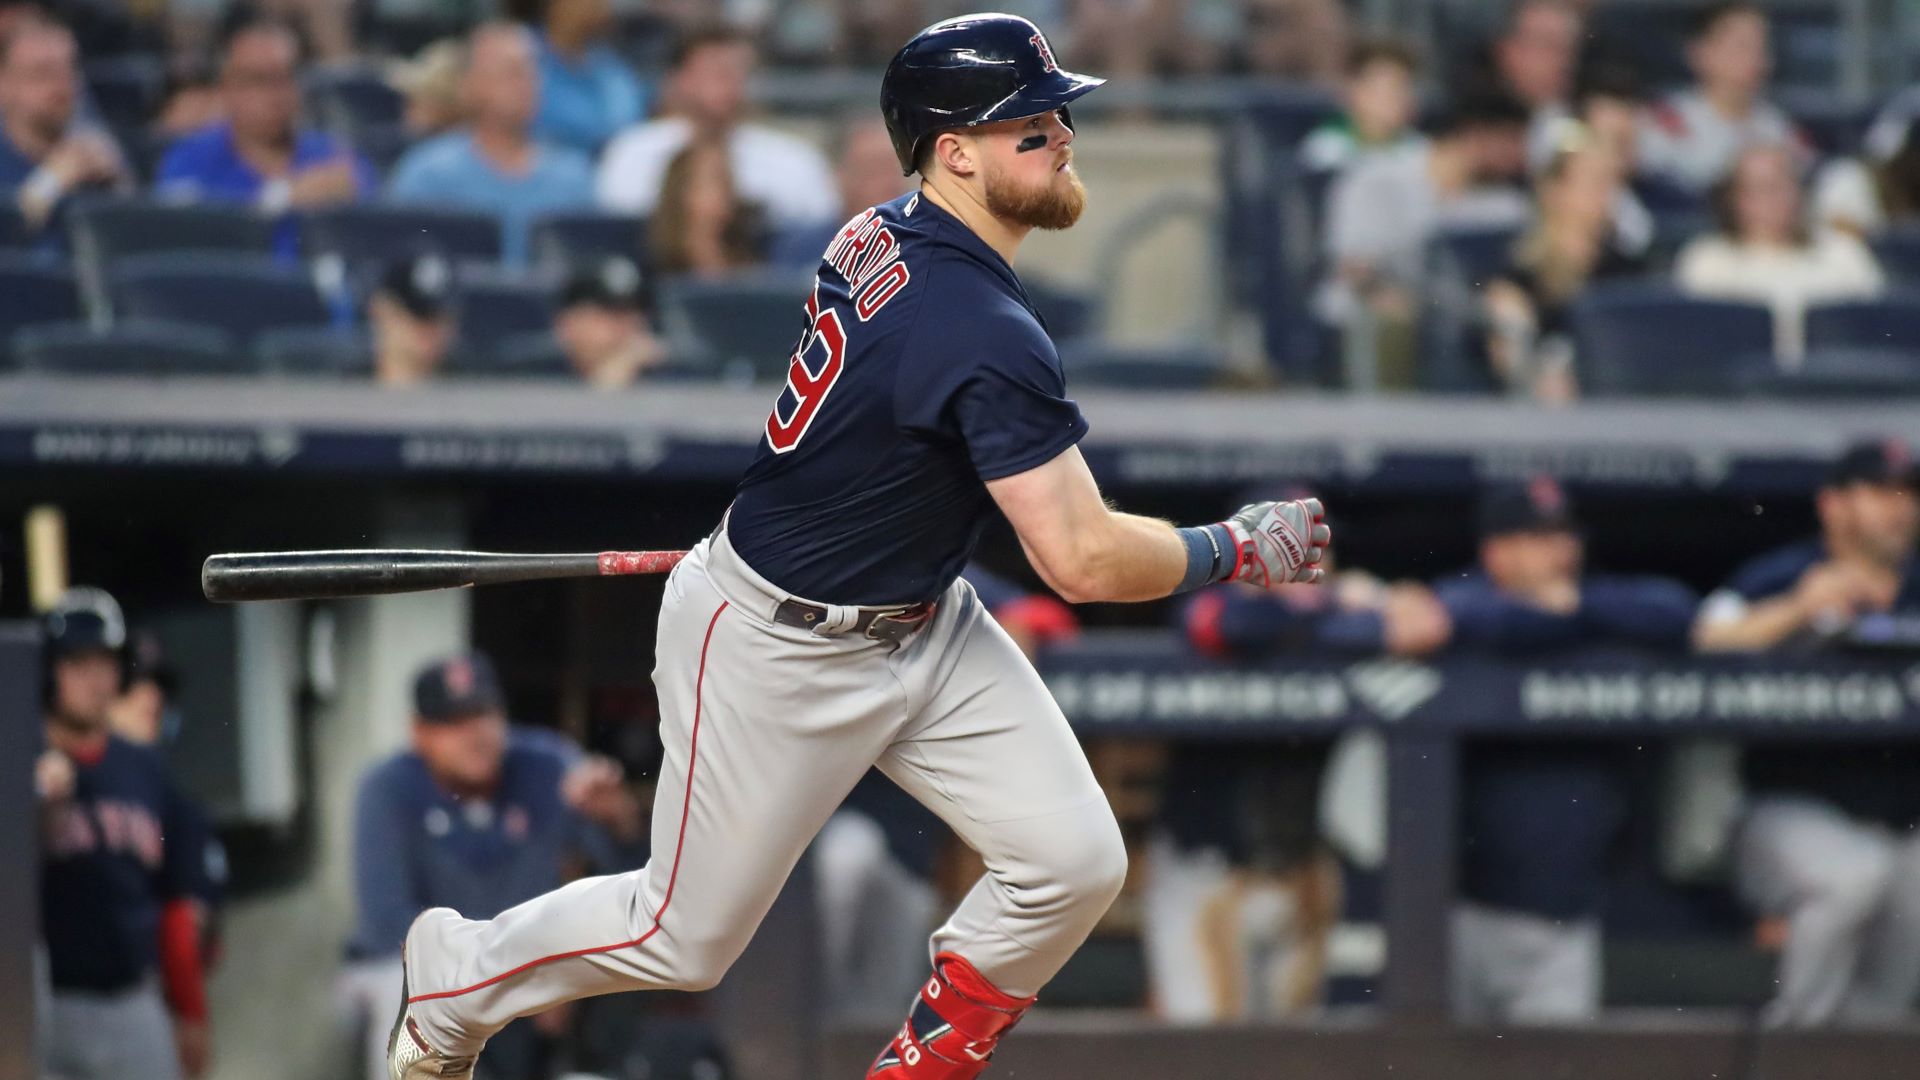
[0,0,1916,390]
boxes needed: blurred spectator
[1565,62,1673,249]
[596,23,836,229]
[341,651,643,1080]
[1442,480,1695,1024]
[649,133,769,277]
[555,255,666,388]
[0,17,131,230]
[1299,37,1423,177]
[369,253,456,386]
[1487,0,1584,170]
[156,19,375,254]
[387,22,596,266]
[37,588,213,1080]
[1813,114,1920,239]
[1638,1,1809,194]
[1239,0,1350,89]
[1484,137,1647,402]
[1319,89,1532,385]
[1676,144,1883,363]
[387,39,465,140]
[1694,440,1920,1027]
[514,0,645,156]
[770,117,911,271]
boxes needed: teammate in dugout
[36,588,215,1080]
[385,15,1330,1079]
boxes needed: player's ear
[932,131,976,179]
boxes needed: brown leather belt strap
[772,598,935,643]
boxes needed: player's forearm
[1691,597,1808,652]
[1046,512,1190,604]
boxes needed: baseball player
[37,588,213,1080]
[387,15,1329,1079]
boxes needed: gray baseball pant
[1450,902,1601,1024]
[403,527,1128,1057]
[43,976,184,1080]
[1737,795,1920,1027]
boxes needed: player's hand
[1223,498,1330,587]
[174,1017,211,1078]
[1382,583,1452,656]
[35,750,75,803]
[563,756,643,842]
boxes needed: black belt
[773,598,935,643]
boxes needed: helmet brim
[974,67,1106,125]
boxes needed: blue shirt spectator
[389,23,595,265]
[0,19,132,237]
[154,22,375,257]
[532,29,645,156]
[387,131,593,266]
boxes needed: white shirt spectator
[1322,141,1531,295]
[1675,231,1884,363]
[596,117,838,228]
[1638,90,1809,194]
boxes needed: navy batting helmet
[880,13,1105,176]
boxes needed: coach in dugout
[341,651,646,1080]
[1442,478,1696,1023]
[1694,438,1920,1027]
[36,588,213,1080]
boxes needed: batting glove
[1223,498,1330,587]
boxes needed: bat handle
[597,550,690,576]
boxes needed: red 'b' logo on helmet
[1029,32,1058,73]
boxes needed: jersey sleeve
[944,315,1089,481]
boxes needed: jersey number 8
[766,283,846,454]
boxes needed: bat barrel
[202,550,601,602]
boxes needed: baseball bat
[202,548,689,603]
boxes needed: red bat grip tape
[597,550,691,576]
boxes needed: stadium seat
[1752,347,1920,397]
[453,272,558,347]
[109,254,333,344]
[0,257,81,367]
[255,327,374,377]
[1570,282,1775,397]
[529,212,646,272]
[70,200,277,267]
[659,274,811,382]
[1063,343,1232,390]
[1805,295,1920,353]
[448,331,571,378]
[1871,227,1920,284]
[12,320,241,375]
[1427,224,1523,288]
[302,205,502,277]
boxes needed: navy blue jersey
[40,736,199,992]
[729,193,1089,605]
[1710,540,1920,828]
[347,727,633,960]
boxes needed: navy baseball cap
[561,256,649,313]
[413,651,505,722]
[1827,437,1920,489]
[377,253,454,319]
[1478,476,1578,538]
[43,586,127,660]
